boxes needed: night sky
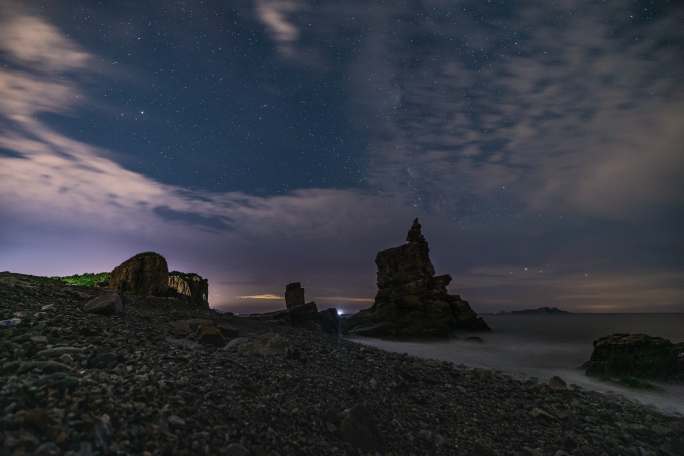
[1,0,683,314]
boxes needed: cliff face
[108,252,168,296]
[168,272,209,308]
[344,219,489,338]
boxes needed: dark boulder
[279,283,339,334]
[108,252,168,296]
[584,333,684,382]
[343,219,489,338]
[83,293,123,315]
[318,308,340,334]
[285,282,306,309]
[168,271,209,307]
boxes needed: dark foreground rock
[1,272,683,456]
[344,219,489,338]
[584,333,684,382]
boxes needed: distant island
[492,306,571,315]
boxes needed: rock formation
[285,282,306,309]
[344,218,489,337]
[276,282,339,334]
[168,271,209,307]
[584,333,684,382]
[108,252,168,296]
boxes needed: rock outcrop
[273,283,339,334]
[168,271,209,307]
[584,333,684,382]
[285,282,306,309]
[108,252,168,296]
[344,218,489,338]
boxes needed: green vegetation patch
[57,272,110,287]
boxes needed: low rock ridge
[584,333,684,383]
[343,219,489,338]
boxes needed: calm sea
[351,314,684,416]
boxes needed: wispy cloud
[254,0,302,57]
[238,294,283,300]
[0,14,90,72]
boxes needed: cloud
[255,1,684,219]
[238,294,283,300]
[0,14,90,72]
[254,0,302,57]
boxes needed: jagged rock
[344,219,489,338]
[83,293,123,315]
[168,271,209,307]
[281,283,340,333]
[108,252,168,296]
[285,282,306,309]
[584,333,684,382]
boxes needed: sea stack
[344,218,489,337]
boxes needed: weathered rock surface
[344,219,489,337]
[1,272,683,455]
[584,333,684,382]
[83,293,123,315]
[108,252,168,296]
[168,271,209,307]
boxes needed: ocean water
[351,314,684,416]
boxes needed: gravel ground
[1,272,683,456]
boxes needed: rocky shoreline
[1,272,683,456]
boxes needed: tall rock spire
[343,218,490,337]
[406,218,426,243]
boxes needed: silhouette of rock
[285,282,306,309]
[109,252,168,296]
[280,282,339,334]
[344,219,489,337]
[584,333,684,382]
[168,271,209,307]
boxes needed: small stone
[225,443,250,456]
[168,415,186,428]
[339,404,383,451]
[14,408,52,428]
[88,352,120,369]
[224,337,249,350]
[197,324,225,347]
[34,441,61,455]
[548,376,567,390]
[530,407,555,420]
[59,354,74,364]
[94,414,112,450]
[30,335,49,343]
[41,304,56,311]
